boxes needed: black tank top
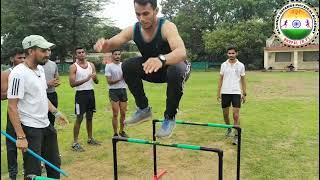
[133,18,171,61]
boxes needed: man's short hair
[134,0,157,9]
[227,46,238,52]
[10,47,25,58]
[111,49,121,54]
[74,47,85,53]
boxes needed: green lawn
[1,71,319,180]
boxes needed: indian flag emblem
[280,8,312,40]
[274,2,319,47]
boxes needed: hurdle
[26,175,58,180]
[112,136,224,180]
[152,119,242,180]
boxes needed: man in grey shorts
[105,49,129,137]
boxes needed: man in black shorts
[105,49,129,137]
[217,47,247,145]
[69,47,100,152]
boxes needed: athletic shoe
[9,175,17,180]
[72,143,85,152]
[87,138,101,145]
[41,162,46,173]
[124,107,152,126]
[233,135,238,145]
[113,133,119,137]
[119,131,129,138]
[225,128,232,137]
[155,118,176,138]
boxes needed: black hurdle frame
[152,119,242,180]
[112,136,224,180]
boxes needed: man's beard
[37,58,47,65]
[38,61,46,65]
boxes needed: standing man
[69,47,100,152]
[94,0,191,138]
[1,47,25,180]
[105,49,129,137]
[42,49,60,126]
[41,49,60,173]
[217,47,247,145]
[7,35,68,179]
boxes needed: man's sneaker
[72,143,85,152]
[124,107,152,126]
[225,128,232,137]
[9,176,17,180]
[113,133,119,137]
[233,135,238,145]
[87,138,101,146]
[155,119,176,138]
[41,162,46,173]
[119,131,129,138]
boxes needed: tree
[203,20,271,69]
[1,0,113,63]
[161,0,319,65]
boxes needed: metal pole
[1,130,68,176]
[112,138,118,180]
[26,175,58,180]
[154,119,233,129]
[236,128,241,180]
[154,120,241,180]
[114,137,223,179]
[152,120,158,178]
[218,151,223,180]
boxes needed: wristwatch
[158,54,166,67]
[17,136,26,140]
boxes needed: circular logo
[274,2,319,47]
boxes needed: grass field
[1,71,319,180]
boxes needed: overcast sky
[101,0,163,29]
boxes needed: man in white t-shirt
[217,47,247,145]
[7,35,68,179]
[105,49,129,138]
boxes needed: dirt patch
[60,159,114,180]
[273,125,300,149]
[251,78,319,100]
[59,138,239,180]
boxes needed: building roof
[264,44,319,51]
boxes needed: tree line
[1,0,319,69]
[161,0,319,69]
[1,0,121,64]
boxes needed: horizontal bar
[26,175,58,180]
[114,137,222,153]
[1,130,68,177]
[153,119,239,129]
